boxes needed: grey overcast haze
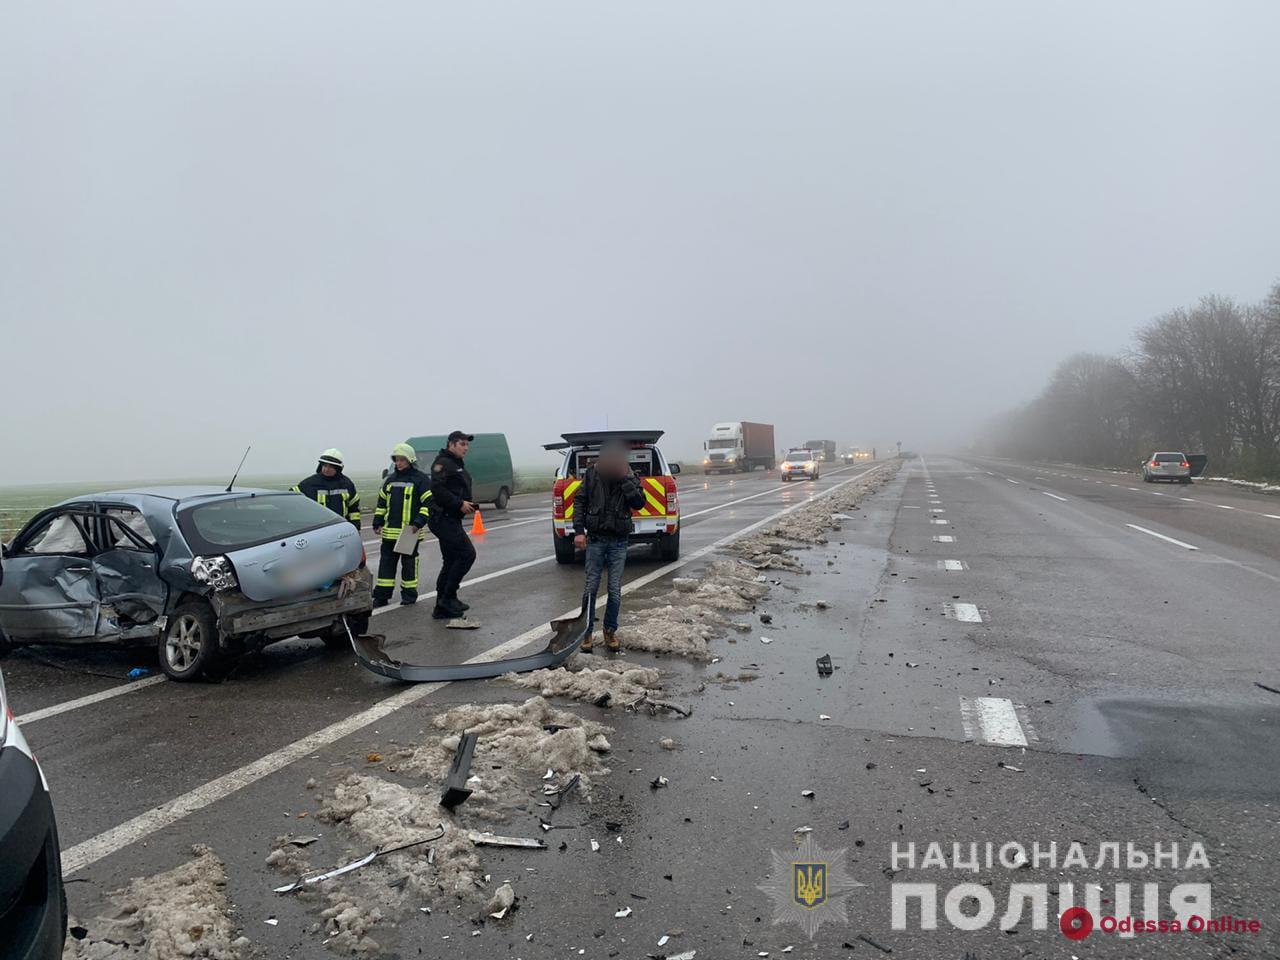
[2,1,1278,484]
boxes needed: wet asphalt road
[8,457,1280,959]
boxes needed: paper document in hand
[394,527,419,555]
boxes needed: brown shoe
[580,633,594,653]
[604,630,621,652]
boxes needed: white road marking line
[1128,487,1140,491]
[945,602,983,623]
[1180,497,1197,502]
[15,676,168,726]
[1151,492,1165,496]
[938,560,967,571]
[932,535,956,542]
[58,465,888,877]
[1216,504,1235,510]
[1110,483,1120,487]
[959,697,1028,747]
[1125,523,1199,551]
[1266,515,1280,520]
[1041,492,1068,502]
[930,518,950,525]
[929,508,945,513]
[1005,478,1020,484]
[1034,477,1047,481]
[902,505,920,509]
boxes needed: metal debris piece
[544,773,582,811]
[446,619,480,630]
[615,907,633,918]
[997,762,1023,773]
[651,775,669,789]
[440,731,479,810]
[856,932,893,953]
[284,836,321,847]
[469,832,546,850]
[816,654,833,677]
[351,603,589,682]
[274,828,444,893]
[801,790,815,798]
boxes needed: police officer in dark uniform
[428,431,478,620]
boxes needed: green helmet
[392,442,417,463]
[318,448,345,469]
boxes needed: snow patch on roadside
[503,659,663,706]
[393,696,613,794]
[64,845,248,960]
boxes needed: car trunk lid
[224,523,363,602]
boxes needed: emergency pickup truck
[544,430,682,564]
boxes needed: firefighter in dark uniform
[371,443,432,607]
[428,431,479,620]
[292,448,361,529]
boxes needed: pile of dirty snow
[731,462,898,565]
[65,845,248,960]
[503,657,662,706]
[391,696,613,795]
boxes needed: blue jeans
[583,536,629,632]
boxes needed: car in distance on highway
[0,665,66,960]
[0,488,373,681]
[780,449,820,482]
[1141,452,1192,484]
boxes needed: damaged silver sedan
[0,487,373,681]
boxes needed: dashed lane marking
[1042,492,1068,502]
[938,560,967,571]
[960,697,1029,747]
[1005,478,1020,484]
[932,535,956,542]
[1125,523,1199,551]
[945,602,984,623]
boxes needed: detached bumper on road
[0,746,65,960]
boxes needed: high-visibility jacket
[292,472,361,529]
[373,466,432,540]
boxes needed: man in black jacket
[292,449,361,529]
[573,441,646,652]
[428,431,479,620]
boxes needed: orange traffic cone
[470,510,487,535]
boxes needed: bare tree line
[977,281,1280,479]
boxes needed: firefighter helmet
[392,442,418,463]
[318,448,345,469]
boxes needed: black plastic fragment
[816,654,834,677]
[440,731,479,809]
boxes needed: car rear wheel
[495,487,511,510]
[658,528,681,561]
[159,600,223,681]
[554,533,577,565]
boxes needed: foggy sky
[3,2,1278,484]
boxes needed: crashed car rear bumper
[210,569,373,640]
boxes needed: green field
[0,468,556,541]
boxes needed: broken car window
[104,508,157,549]
[23,512,92,556]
